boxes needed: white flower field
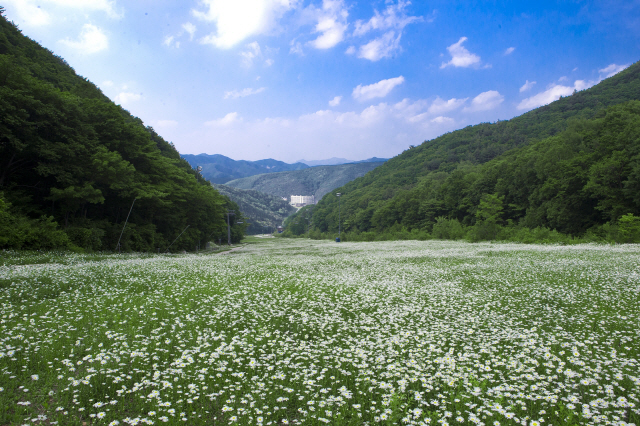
[0,239,638,426]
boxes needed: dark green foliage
[618,213,640,243]
[287,63,640,242]
[0,13,234,251]
[213,184,296,234]
[0,193,71,249]
[224,162,386,200]
[182,154,309,184]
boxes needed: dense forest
[212,184,296,234]
[286,62,640,243]
[0,9,245,251]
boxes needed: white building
[290,195,315,206]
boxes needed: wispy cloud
[352,76,405,101]
[205,112,242,126]
[240,41,262,66]
[59,24,108,54]
[520,80,536,93]
[114,92,142,105]
[504,46,515,55]
[517,80,593,110]
[182,22,197,41]
[353,0,421,61]
[194,0,294,49]
[329,96,342,107]
[358,31,402,61]
[440,37,481,69]
[308,0,349,49]
[427,96,468,114]
[224,87,266,99]
[353,0,421,36]
[599,63,630,78]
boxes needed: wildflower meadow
[0,239,638,426]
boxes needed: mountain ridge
[287,61,640,239]
[225,162,385,201]
[181,153,309,184]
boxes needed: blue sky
[3,0,639,163]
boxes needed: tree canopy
[0,11,243,251]
[287,62,640,240]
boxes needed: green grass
[0,240,638,425]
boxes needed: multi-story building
[290,195,315,206]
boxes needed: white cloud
[224,87,266,99]
[186,98,461,162]
[182,22,197,41]
[519,80,536,93]
[59,24,108,54]
[101,80,114,87]
[431,116,454,124]
[345,45,356,55]
[3,0,51,26]
[205,112,242,127]
[194,0,295,49]
[599,63,630,78]
[353,1,420,61]
[464,90,504,112]
[48,0,120,17]
[440,37,481,69]
[163,35,180,48]
[357,31,401,61]
[114,92,142,105]
[329,96,342,107]
[309,0,349,49]
[289,40,304,55]
[352,76,405,101]
[240,41,262,66]
[427,96,467,115]
[517,80,594,110]
[504,47,515,55]
[353,0,421,36]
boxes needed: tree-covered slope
[212,184,297,234]
[299,62,640,237]
[182,153,309,184]
[224,161,386,200]
[0,10,243,251]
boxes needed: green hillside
[224,161,385,200]
[0,10,244,251]
[213,184,297,234]
[288,62,640,241]
[182,153,309,184]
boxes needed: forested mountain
[297,157,388,167]
[213,184,297,234]
[181,153,309,184]
[0,10,245,251]
[288,62,640,239]
[224,161,385,200]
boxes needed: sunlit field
[1,239,639,426]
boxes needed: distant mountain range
[181,154,309,184]
[181,153,388,184]
[224,162,386,201]
[297,157,388,167]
